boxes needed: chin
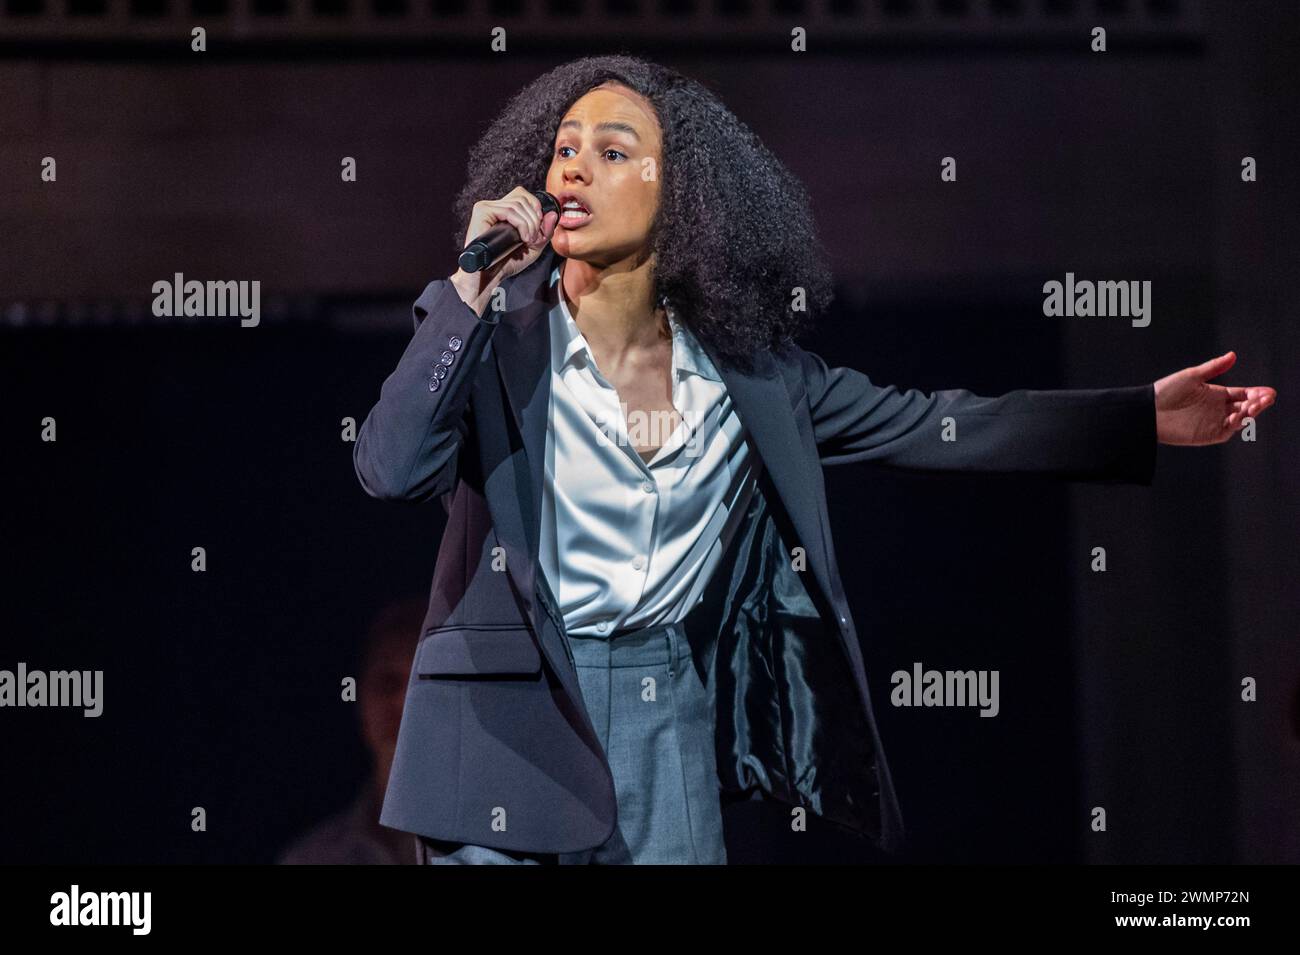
[551,232,584,256]
[553,238,631,270]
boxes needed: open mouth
[559,195,592,226]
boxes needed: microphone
[457,190,561,274]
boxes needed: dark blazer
[353,246,1157,856]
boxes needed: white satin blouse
[536,264,762,638]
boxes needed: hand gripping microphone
[457,190,561,274]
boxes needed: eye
[604,149,627,161]
[556,145,575,158]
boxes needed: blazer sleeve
[353,279,502,502]
[797,348,1157,484]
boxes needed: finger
[485,199,518,231]
[513,196,542,242]
[1225,385,1274,404]
[504,205,537,244]
[1236,390,1256,404]
[1235,399,1266,422]
[1193,351,1236,381]
[526,207,556,247]
[524,211,549,248]
[507,184,538,218]
[499,197,537,243]
[470,200,507,241]
[1244,391,1276,417]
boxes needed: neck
[560,255,668,367]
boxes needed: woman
[355,55,1275,865]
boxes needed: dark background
[1,0,1295,864]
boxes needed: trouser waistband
[565,619,696,668]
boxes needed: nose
[562,160,590,186]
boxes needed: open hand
[1154,352,1276,446]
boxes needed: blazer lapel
[699,341,839,617]
[489,247,559,616]
[485,248,604,750]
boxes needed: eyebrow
[558,119,642,142]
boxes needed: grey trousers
[421,617,727,865]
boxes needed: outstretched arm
[798,348,1158,483]
[800,348,1277,483]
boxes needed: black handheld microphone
[457,190,560,274]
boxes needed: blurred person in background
[278,597,426,865]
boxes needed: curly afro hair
[452,55,834,373]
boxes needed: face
[546,81,663,269]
